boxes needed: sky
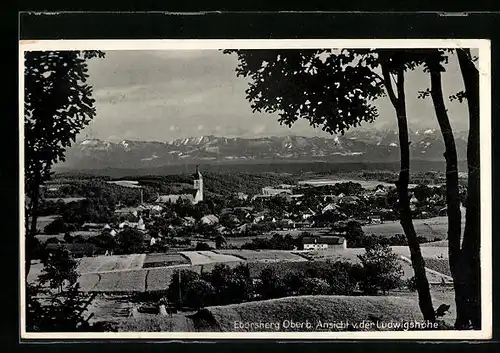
[81,49,472,142]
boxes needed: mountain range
[54,129,469,171]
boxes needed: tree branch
[381,64,399,108]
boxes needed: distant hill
[54,129,468,172]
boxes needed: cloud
[82,49,471,142]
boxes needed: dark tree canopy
[223,49,385,135]
[24,51,105,192]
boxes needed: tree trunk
[428,59,465,327]
[26,166,42,279]
[381,63,436,321]
[456,48,481,329]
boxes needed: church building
[155,165,204,205]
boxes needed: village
[33,166,463,258]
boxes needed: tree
[44,218,76,235]
[24,50,105,277]
[38,246,78,293]
[167,270,205,308]
[358,242,404,295]
[26,283,103,332]
[299,277,331,295]
[420,49,481,329]
[412,184,433,203]
[283,272,307,296]
[214,235,227,249]
[256,268,286,299]
[225,49,435,320]
[454,48,481,329]
[90,232,117,253]
[115,228,145,255]
[182,279,216,309]
[195,242,212,251]
[202,263,253,304]
[345,220,365,247]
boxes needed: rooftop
[302,236,346,245]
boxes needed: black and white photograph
[19,39,492,339]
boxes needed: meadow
[362,216,464,241]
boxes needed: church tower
[193,165,203,204]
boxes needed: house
[119,217,146,231]
[201,214,219,226]
[235,192,249,201]
[114,207,139,218]
[302,236,347,250]
[369,215,382,224]
[322,203,338,214]
[252,212,266,224]
[182,216,196,226]
[236,223,252,234]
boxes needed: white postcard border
[18,39,492,340]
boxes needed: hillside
[191,295,426,332]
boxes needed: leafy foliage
[44,217,77,235]
[223,49,385,135]
[115,228,146,255]
[358,242,404,295]
[38,246,78,292]
[26,283,97,332]
[202,263,253,304]
[24,51,105,200]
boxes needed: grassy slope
[197,295,425,332]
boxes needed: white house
[302,236,347,250]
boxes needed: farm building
[302,236,347,250]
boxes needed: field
[194,295,426,332]
[143,253,190,268]
[218,250,308,262]
[144,265,194,292]
[115,314,196,332]
[34,215,59,233]
[423,258,452,277]
[362,216,465,240]
[179,251,244,265]
[86,295,137,323]
[90,269,148,292]
[391,246,449,260]
[77,254,146,274]
[421,240,449,247]
[36,231,100,243]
